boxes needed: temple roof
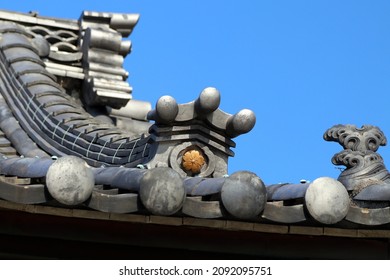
[0,9,390,259]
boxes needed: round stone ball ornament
[46,156,95,205]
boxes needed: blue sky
[2,1,390,185]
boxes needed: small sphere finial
[196,87,221,114]
[155,95,178,122]
[226,109,256,137]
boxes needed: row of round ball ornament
[46,156,350,224]
[45,156,185,216]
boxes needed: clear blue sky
[2,1,390,185]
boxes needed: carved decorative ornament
[324,124,387,153]
[324,124,390,193]
[182,149,205,174]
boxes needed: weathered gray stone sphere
[139,167,185,216]
[305,177,350,224]
[226,109,256,137]
[198,87,221,113]
[221,171,266,219]
[232,109,256,134]
[156,95,178,122]
[46,156,95,205]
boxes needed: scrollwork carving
[324,124,390,193]
[331,150,383,170]
[333,150,390,190]
[324,124,387,153]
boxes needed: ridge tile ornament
[0,10,263,220]
[324,125,390,193]
[324,124,390,216]
[146,87,256,177]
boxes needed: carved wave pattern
[332,150,384,169]
[324,124,387,153]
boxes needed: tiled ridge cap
[0,9,78,31]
